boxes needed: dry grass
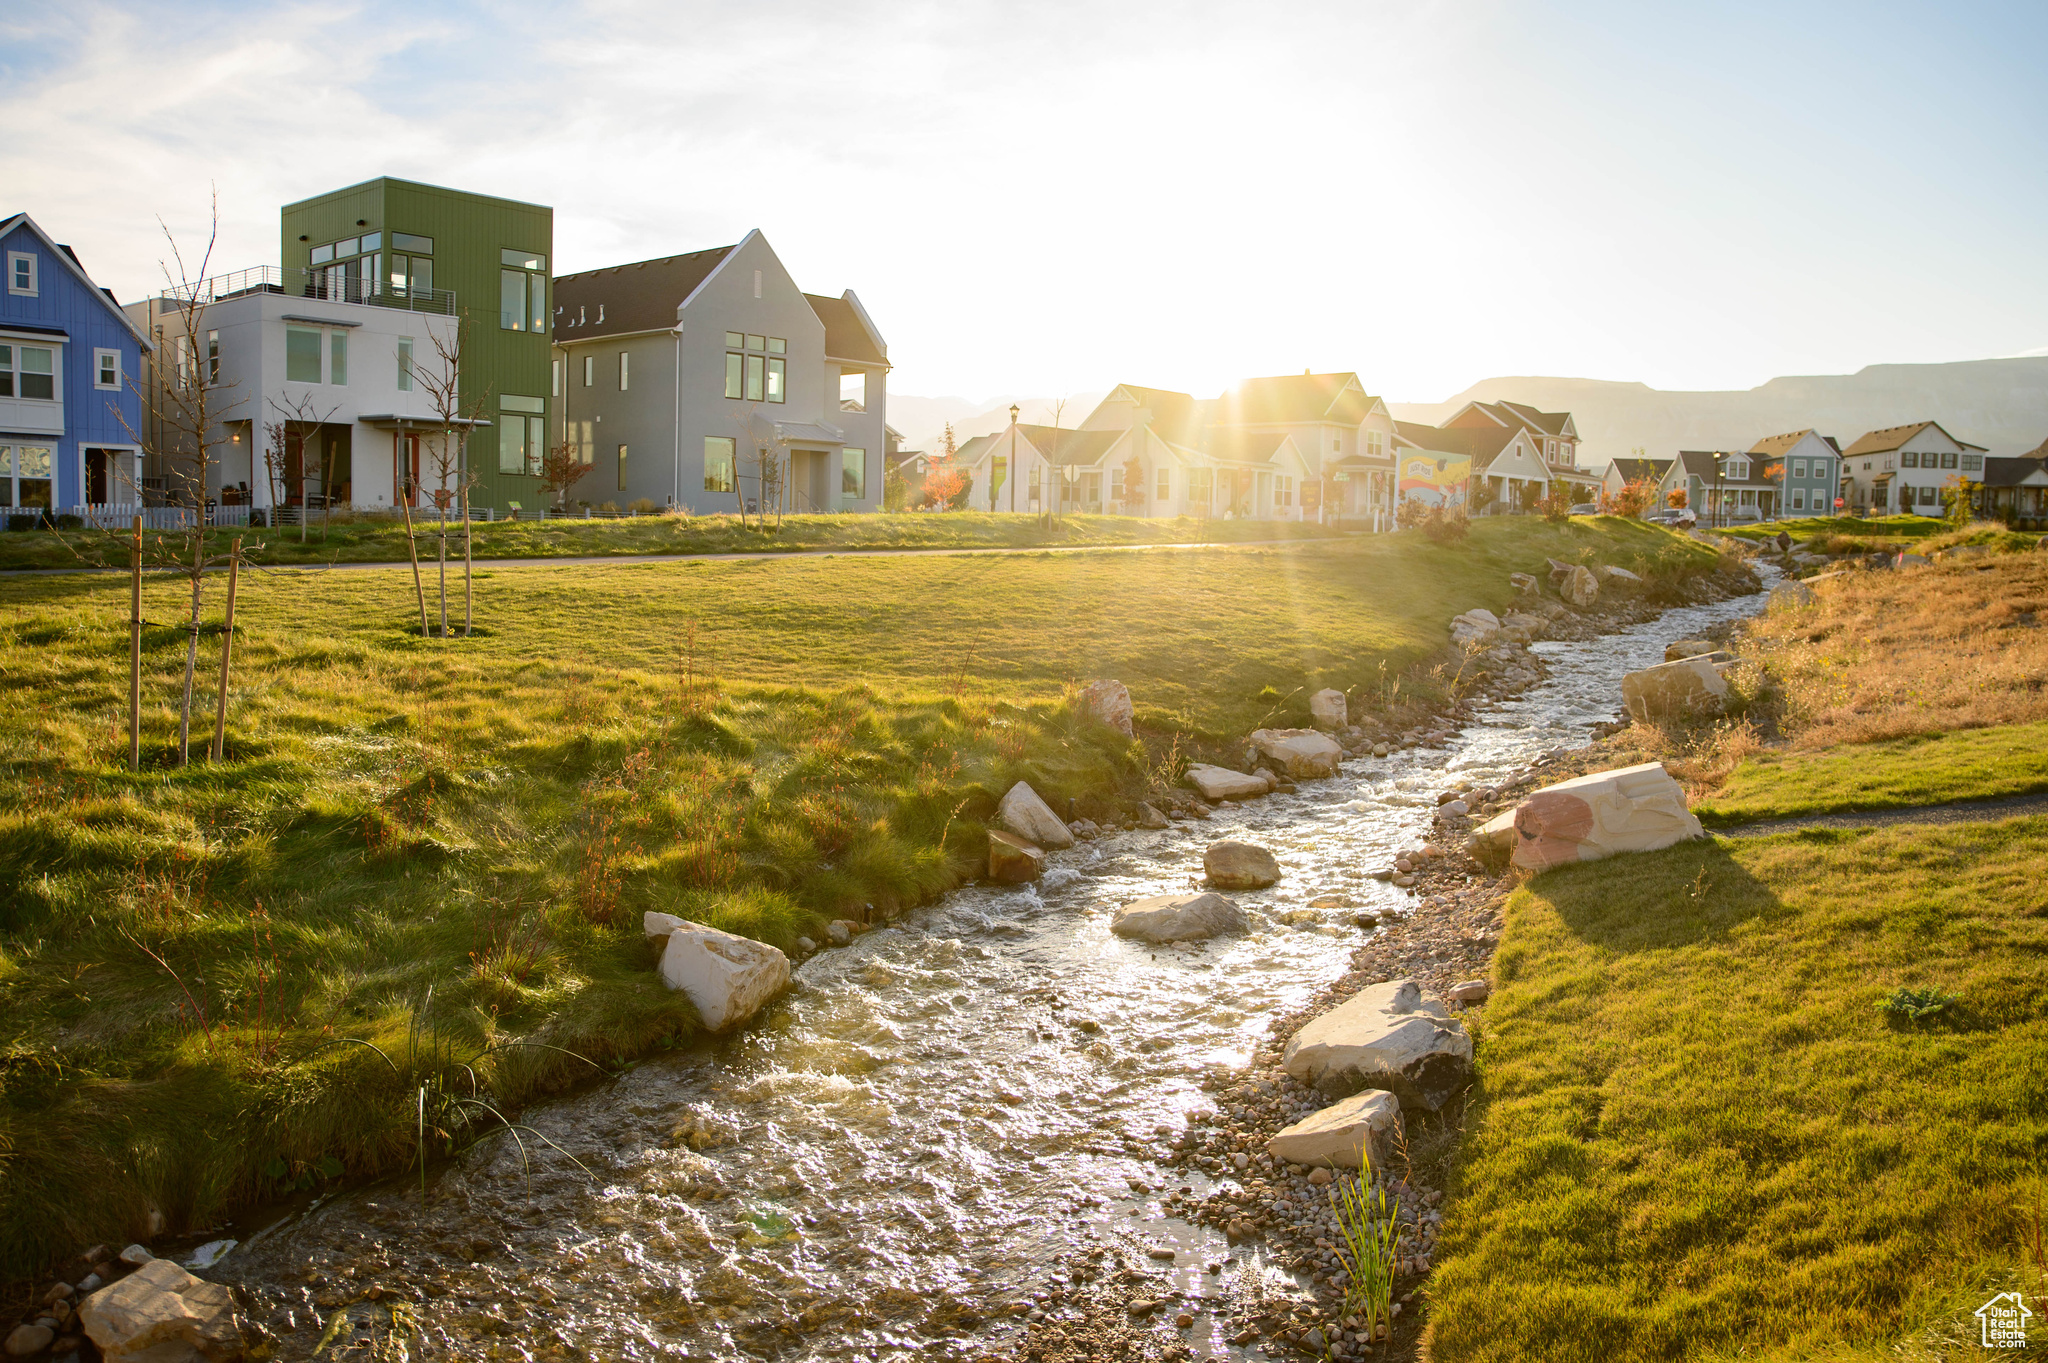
[1744,555,2048,748]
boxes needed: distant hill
[1389,358,2048,470]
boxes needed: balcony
[163,266,456,316]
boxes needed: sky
[4,0,2044,405]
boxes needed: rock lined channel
[203,574,1773,1363]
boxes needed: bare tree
[414,315,491,636]
[262,392,340,541]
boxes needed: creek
[219,578,1771,1361]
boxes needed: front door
[85,448,111,504]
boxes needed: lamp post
[1008,403,1019,513]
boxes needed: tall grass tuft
[1330,1143,1401,1342]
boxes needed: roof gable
[806,290,887,366]
[1840,420,1984,457]
[1212,372,1378,427]
[0,213,153,348]
[554,241,738,340]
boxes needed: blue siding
[0,219,147,505]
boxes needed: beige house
[1839,421,1986,516]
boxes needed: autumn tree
[922,423,964,511]
[1667,486,1689,509]
[1600,476,1659,517]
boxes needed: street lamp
[1009,403,1019,513]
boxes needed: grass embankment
[0,516,1720,1277]
[1720,514,1950,552]
[0,510,1343,572]
[1427,825,2048,1361]
[1425,547,2048,1360]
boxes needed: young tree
[414,315,493,636]
[538,439,594,511]
[1118,455,1146,514]
[1667,486,1689,510]
[1942,473,1980,528]
[922,423,964,511]
[1600,475,1659,518]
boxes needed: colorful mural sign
[1399,454,1470,506]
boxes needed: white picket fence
[25,503,669,531]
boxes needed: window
[334,237,359,259]
[0,348,53,401]
[501,271,528,332]
[1901,450,1918,468]
[768,337,785,354]
[95,349,120,390]
[765,357,784,403]
[1941,451,1958,469]
[745,354,764,402]
[1189,467,1213,508]
[1724,458,1748,480]
[398,338,414,392]
[617,443,629,492]
[309,243,334,265]
[991,454,1007,501]
[724,352,742,399]
[1157,466,1171,500]
[1792,490,1805,511]
[840,370,866,412]
[392,232,433,254]
[285,327,321,383]
[1110,465,1124,504]
[1963,454,1983,472]
[550,358,560,397]
[746,334,765,351]
[1791,458,1806,479]
[8,251,37,295]
[725,331,743,348]
[842,447,865,501]
[618,351,629,391]
[329,331,348,386]
[498,395,546,475]
[1276,474,1294,508]
[389,254,431,298]
[174,334,193,388]
[704,437,736,492]
[0,446,53,509]
[583,355,594,387]
[206,330,219,383]
[360,232,382,252]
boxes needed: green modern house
[280,177,553,512]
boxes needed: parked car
[1568,502,1600,516]
[1647,508,1697,527]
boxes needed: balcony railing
[163,266,456,316]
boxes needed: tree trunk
[177,533,204,766]
[129,515,142,771]
[437,513,449,638]
[461,479,474,637]
[397,481,429,636]
[210,537,241,761]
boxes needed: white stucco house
[1839,421,1986,516]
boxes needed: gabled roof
[1100,384,1203,443]
[1015,424,1124,467]
[1608,456,1673,483]
[1446,399,1574,440]
[953,433,996,464]
[805,291,887,366]
[1393,421,1515,462]
[554,244,737,340]
[1979,455,2048,489]
[1840,421,1986,457]
[1211,372,1379,427]
[1202,430,1293,466]
[0,212,154,349]
[1673,450,1781,486]
[1747,429,1833,458]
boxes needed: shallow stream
[220,580,1771,1360]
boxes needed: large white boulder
[647,919,791,1030]
[1077,678,1134,736]
[1111,892,1249,943]
[1309,688,1348,731]
[1249,728,1343,780]
[1281,979,1473,1110]
[80,1255,242,1362]
[1509,761,1704,871]
[1203,839,1280,890]
[1561,564,1601,608]
[1450,607,1501,647]
[1186,763,1270,801]
[1266,1089,1402,1172]
[1621,655,1730,723]
[997,781,1076,849]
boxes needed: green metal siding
[281,177,554,510]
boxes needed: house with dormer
[1207,372,1398,522]
[2,212,152,515]
[1442,398,1600,501]
[550,230,888,514]
[1658,450,1781,521]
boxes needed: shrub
[1535,488,1574,524]
[1420,505,1470,545]
[54,513,83,530]
[630,498,658,514]
[6,513,39,532]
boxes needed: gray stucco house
[550,230,887,514]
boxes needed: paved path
[0,534,1336,578]
[1715,790,2048,837]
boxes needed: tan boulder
[1248,728,1343,780]
[1509,761,1704,871]
[1077,678,1134,736]
[1186,763,1270,801]
[1282,979,1472,1110]
[80,1255,242,1362]
[1596,564,1643,589]
[997,781,1076,849]
[1309,688,1348,731]
[1266,1089,1401,1171]
[987,830,1044,883]
[1664,639,1717,662]
[1203,839,1280,889]
[1621,655,1730,723]
[1111,892,1249,943]
[649,919,791,1030]
[1560,564,1600,608]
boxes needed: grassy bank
[0,510,1345,572]
[1696,719,2048,825]
[1719,514,1950,552]
[1425,822,2048,1361]
[0,517,1723,1277]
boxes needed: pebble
[4,1325,53,1357]
[1175,1312,1195,1328]
[118,1244,153,1266]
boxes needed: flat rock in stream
[1112,892,1249,943]
[1281,978,1472,1110]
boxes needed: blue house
[1,213,153,514]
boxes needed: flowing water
[220,579,1771,1361]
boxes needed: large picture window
[0,344,55,399]
[499,250,546,333]
[286,327,322,383]
[498,395,546,475]
[841,447,865,501]
[501,271,528,332]
[704,437,736,492]
[0,445,54,508]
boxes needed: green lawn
[0,516,1722,1276]
[0,510,1343,572]
[1427,823,2048,1362]
[1721,514,1952,547]
[1696,720,2048,825]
